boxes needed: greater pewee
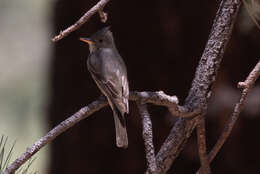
[80,27,129,148]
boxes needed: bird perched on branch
[80,27,129,148]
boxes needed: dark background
[49,0,260,173]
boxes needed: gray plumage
[80,27,129,148]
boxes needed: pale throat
[89,44,96,52]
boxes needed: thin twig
[4,91,192,174]
[196,116,211,174]
[137,102,157,174]
[237,60,260,88]
[151,0,241,173]
[52,0,110,42]
[196,60,260,174]
[98,9,108,23]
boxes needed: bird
[80,27,129,148]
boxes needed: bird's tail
[112,107,128,148]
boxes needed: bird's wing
[88,60,128,148]
[87,61,118,98]
[107,75,129,114]
[121,74,129,113]
[87,60,128,115]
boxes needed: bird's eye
[99,39,103,43]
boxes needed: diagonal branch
[137,102,157,174]
[6,1,244,173]
[4,91,192,174]
[52,0,110,42]
[152,0,242,173]
[237,60,260,89]
[3,96,108,174]
[196,60,260,174]
[155,116,199,174]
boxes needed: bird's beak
[80,37,94,45]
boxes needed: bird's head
[80,26,114,52]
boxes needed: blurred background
[1,0,260,173]
[0,0,50,172]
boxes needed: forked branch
[9,0,247,173]
[52,0,110,42]
[150,0,242,173]
[4,91,194,174]
[197,60,260,174]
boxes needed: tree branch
[137,102,157,174]
[196,116,211,174]
[3,96,108,174]
[6,0,244,173]
[196,60,260,174]
[98,9,108,23]
[130,91,199,118]
[154,117,198,174]
[51,0,110,42]
[152,0,241,173]
[237,60,260,89]
[4,91,190,174]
